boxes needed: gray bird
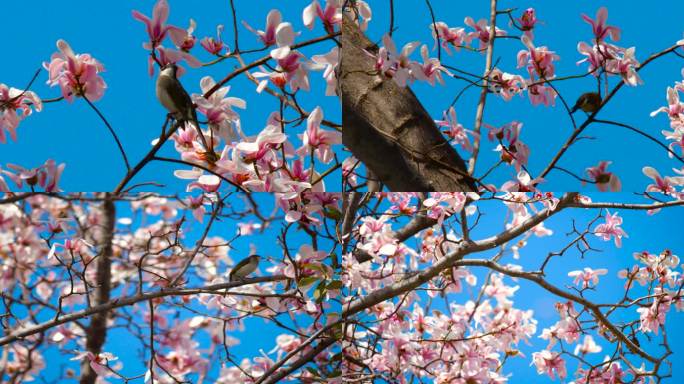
[229,254,261,282]
[156,63,211,153]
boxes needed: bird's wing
[156,76,194,120]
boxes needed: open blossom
[594,210,627,247]
[70,351,118,377]
[256,51,312,92]
[650,86,684,128]
[299,106,341,164]
[1,159,65,192]
[487,121,530,171]
[378,34,421,87]
[236,112,287,163]
[500,170,543,193]
[464,17,506,49]
[303,0,341,33]
[429,22,468,54]
[568,267,608,288]
[0,83,42,143]
[637,297,670,334]
[192,76,246,143]
[531,350,566,380]
[168,19,197,51]
[526,82,556,106]
[410,45,449,86]
[311,47,339,96]
[642,166,684,195]
[488,68,525,101]
[44,40,106,102]
[243,9,284,46]
[435,107,475,151]
[132,0,184,49]
[581,7,621,42]
[586,161,621,192]
[574,335,602,355]
[200,25,226,55]
[517,36,559,79]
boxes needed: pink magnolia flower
[464,17,506,49]
[132,0,184,49]
[1,159,65,192]
[380,34,421,87]
[153,46,201,77]
[501,170,543,193]
[168,19,197,51]
[311,47,339,96]
[594,210,628,247]
[435,107,475,151]
[568,267,608,288]
[488,68,525,101]
[581,7,621,42]
[299,106,341,164]
[526,82,556,106]
[637,297,670,334]
[303,0,341,33]
[44,39,106,102]
[531,350,566,380]
[184,195,206,223]
[243,9,284,46]
[200,25,226,55]
[517,36,559,79]
[609,47,642,86]
[650,87,684,122]
[429,22,469,54]
[70,351,117,377]
[187,174,221,193]
[487,121,530,171]
[0,83,42,143]
[236,113,287,163]
[642,166,684,195]
[410,45,450,86]
[192,76,246,143]
[586,161,621,192]
[256,51,312,92]
[574,335,602,355]
[516,8,537,40]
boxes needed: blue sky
[1,0,341,191]
[364,0,684,191]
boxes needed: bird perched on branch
[156,63,211,154]
[570,92,602,114]
[229,254,261,281]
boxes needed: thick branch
[341,14,475,191]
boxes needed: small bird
[570,92,602,114]
[156,63,211,152]
[229,255,261,282]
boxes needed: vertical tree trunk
[79,195,115,384]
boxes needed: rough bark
[341,14,476,191]
[79,195,115,384]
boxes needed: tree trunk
[341,14,476,191]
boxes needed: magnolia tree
[0,191,683,383]
[0,0,341,193]
[341,1,684,193]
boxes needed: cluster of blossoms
[0,159,65,192]
[1,194,342,382]
[0,83,42,143]
[620,250,683,333]
[649,68,684,197]
[128,0,341,195]
[576,7,642,87]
